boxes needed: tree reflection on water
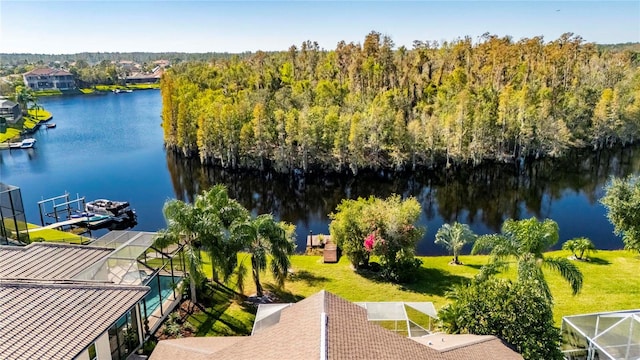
[166,146,640,255]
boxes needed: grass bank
[25,222,92,244]
[89,83,160,92]
[187,250,640,336]
[0,108,53,142]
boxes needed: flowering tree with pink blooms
[330,195,424,282]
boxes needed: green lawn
[0,128,21,142]
[185,249,640,336]
[27,108,53,121]
[92,83,160,91]
[33,89,63,96]
[25,222,92,244]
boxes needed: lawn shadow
[583,257,611,265]
[354,265,470,296]
[264,283,305,303]
[463,263,484,270]
[186,283,260,336]
[289,270,329,286]
[213,311,253,336]
[399,267,470,297]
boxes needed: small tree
[329,197,373,269]
[235,214,296,297]
[434,222,477,265]
[329,195,424,282]
[600,175,640,253]
[472,217,583,300]
[562,237,597,260]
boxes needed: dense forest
[160,32,640,174]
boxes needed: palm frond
[471,234,506,255]
[153,229,178,249]
[475,259,508,281]
[543,257,584,295]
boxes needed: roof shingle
[0,279,149,360]
[150,290,523,360]
[0,242,112,279]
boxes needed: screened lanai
[252,300,438,337]
[562,310,640,360]
[355,301,438,337]
[75,231,186,336]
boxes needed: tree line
[0,51,242,67]
[160,32,640,174]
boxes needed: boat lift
[37,193,87,226]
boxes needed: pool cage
[355,302,438,337]
[0,183,29,245]
[562,310,640,360]
[252,301,438,337]
[74,231,186,338]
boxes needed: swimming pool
[142,275,181,316]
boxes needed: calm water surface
[1,91,635,255]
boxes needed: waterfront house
[0,231,185,360]
[150,290,522,360]
[23,68,76,91]
[0,98,22,124]
[126,65,164,85]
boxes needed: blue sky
[1,1,638,54]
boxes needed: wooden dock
[26,217,91,233]
[306,234,332,248]
[305,233,340,263]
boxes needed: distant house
[126,67,164,84]
[118,60,139,72]
[150,290,523,360]
[23,68,76,90]
[0,231,185,360]
[0,98,22,123]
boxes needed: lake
[1,90,635,255]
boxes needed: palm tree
[154,185,248,303]
[15,86,31,115]
[195,185,249,283]
[154,199,205,304]
[472,217,583,299]
[236,214,295,297]
[562,237,597,260]
[435,222,477,265]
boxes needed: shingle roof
[151,336,244,360]
[23,68,73,76]
[0,242,112,279]
[150,291,523,360]
[0,279,149,360]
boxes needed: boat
[19,138,36,149]
[85,199,136,221]
[46,123,56,129]
[85,214,115,229]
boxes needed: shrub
[439,278,563,360]
[330,195,424,282]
